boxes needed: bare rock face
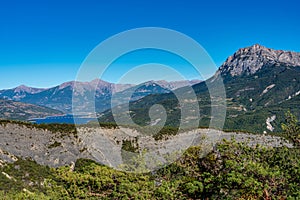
[218,44,300,77]
[0,123,293,168]
[0,123,92,167]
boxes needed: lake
[28,114,96,125]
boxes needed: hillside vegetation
[0,112,299,199]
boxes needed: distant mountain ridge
[0,85,47,101]
[0,79,201,117]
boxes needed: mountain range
[0,79,201,116]
[98,44,300,133]
[1,44,299,133]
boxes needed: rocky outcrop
[218,44,300,77]
[266,115,276,132]
[0,123,91,167]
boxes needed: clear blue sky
[1,0,300,89]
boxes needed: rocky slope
[0,122,292,168]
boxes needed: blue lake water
[28,114,96,125]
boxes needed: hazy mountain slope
[0,99,63,120]
[0,85,46,101]
[111,81,171,104]
[0,80,134,114]
[154,79,202,90]
[0,80,200,115]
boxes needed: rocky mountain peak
[141,80,202,90]
[58,79,112,92]
[58,81,77,90]
[14,85,31,93]
[13,85,46,94]
[218,44,300,77]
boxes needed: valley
[1,44,299,199]
[2,45,299,134]
[1,0,300,198]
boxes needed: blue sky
[0,0,300,89]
